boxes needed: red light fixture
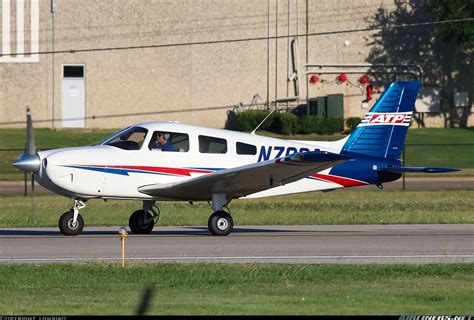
[309,75,320,85]
[358,75,369,85]
[337,73,347,84]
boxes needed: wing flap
[138,151,349,200]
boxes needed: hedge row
[236,110,353,135]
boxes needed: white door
[61,65,85,128]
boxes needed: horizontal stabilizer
[379,167,460,173]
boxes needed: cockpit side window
[104,127,148,150]
[148,131,189,152]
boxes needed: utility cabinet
[308,94,344,118]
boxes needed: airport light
[119,227,128,267]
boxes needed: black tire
[129,210,155,234]
[58,210,84,236]
[208,211,233,236]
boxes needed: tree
[428,0,474,53]
[366,1,473,128]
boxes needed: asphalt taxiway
[1,224,472,264]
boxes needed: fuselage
[33,121,401,201]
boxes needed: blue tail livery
[329,80,459,186]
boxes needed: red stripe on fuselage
[310,173,368,187]
[81,165,213,176]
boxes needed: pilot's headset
[157,132,170,140]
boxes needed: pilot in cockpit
[150,131,177,152]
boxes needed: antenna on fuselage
[250,108,276,135]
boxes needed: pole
[266,0,270,107]
[121,236,125,268]
[305,0,309,115]
[275,0,279,106]
[118,227,128,267]
[23,145,27,197]
[402,147,406,191]
[24,172,27,197]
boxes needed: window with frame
[199,135,227,154]
[104,126,148,150]
[148,131,189,152]
[236,142,257,155]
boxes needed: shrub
[236,110,274,132]
[311,117,343,135]
[271,112,299,135]
[234,110,343,135]
[299,116,321,134]
[345,117,362,131]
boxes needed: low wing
[138,151,349,200]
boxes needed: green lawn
[1,128,115,180]
[0,263,472,315]
[1,189,473,227]
[404,128,474,168]
[0,128,116,149]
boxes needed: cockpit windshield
[99,126,148,150]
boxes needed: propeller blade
[26,106,36,155]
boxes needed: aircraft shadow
[0,226,306,237]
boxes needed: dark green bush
[235,110,343,135]
[345,117,362,131]
[236,110,274,132]
[271,112,299,135]
[298,116,343,135]
[319,117,344,135]
[299,116,321,134]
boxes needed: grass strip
[0,263,472,315]
[0,189,473,227]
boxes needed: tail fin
[342,81,420,159]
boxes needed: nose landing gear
[59,199,86,236]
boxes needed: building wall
[1,0,472,129]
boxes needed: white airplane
[13,81,457,236]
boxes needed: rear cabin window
[148,131,189,152]
[199,135,227,154]
[236,142,257,155]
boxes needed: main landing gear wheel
[129,210,155,234]
[59,210,84,236]
[208,210,233,236]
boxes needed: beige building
[1,0,472,129]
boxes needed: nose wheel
[59,199,86,236]
[59,210,84,236]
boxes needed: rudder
[342,81,420,159]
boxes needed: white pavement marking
[2,254,474,264]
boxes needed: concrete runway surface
[1,225,473,264]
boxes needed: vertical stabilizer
[342,81,420,159]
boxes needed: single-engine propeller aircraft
[13,81,458,236]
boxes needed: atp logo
[360,112,412,127]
